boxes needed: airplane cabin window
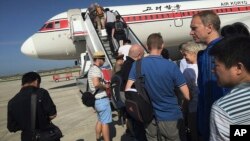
[125,17,129,22]
[150,15,153,20]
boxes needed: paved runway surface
[0,73,134,141]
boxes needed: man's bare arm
[92,77,108,90]
[125,79,135,91]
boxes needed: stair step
[102,42,108,46]
[100,36,108,40]
[106,50,112,54]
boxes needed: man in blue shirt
[190,10,228,141]
[126,33,190,141]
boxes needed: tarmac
[0,73,134,141]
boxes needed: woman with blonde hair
[181,41,206,141]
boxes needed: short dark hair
[232,22,249,36]
[161,48,170,59]
[209,36,250,72]
[221,22,250,37]
[221,25,237,37]
[22,72,41,85]
[116,15,121,20]
[147,33,163,50]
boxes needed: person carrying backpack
[126,33,190,141]
[112,15,127,47]
[120,44,147,141]
[104,8,116,54]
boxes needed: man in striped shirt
[88,51,112,141]
[209,36,250,141]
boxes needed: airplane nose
[21,37,38,58]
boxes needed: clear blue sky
[0,0,190,76]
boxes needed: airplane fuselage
[21,0,250,60]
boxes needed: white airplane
[21,0,250,62]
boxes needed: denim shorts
[95,98,112,124]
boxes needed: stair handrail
[83,11,113,68]
[113,11,149,54]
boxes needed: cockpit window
[45,22,53,29]
[39,24,47,30]
[55,21,60,29]
[39,19,68,31]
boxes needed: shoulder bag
[31,92,63,141]
[81,79,100,107]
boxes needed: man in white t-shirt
[118,39,131,60]
[87,51,112,141]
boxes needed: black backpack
[110,71,125,110]
[114,21,124,33]
[125,59,154,123]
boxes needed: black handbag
[81,91,96,107]
[34,123,63,141]
[31,93,63,141]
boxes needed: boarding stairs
[83,12,115,68]
[67,9,148,71]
